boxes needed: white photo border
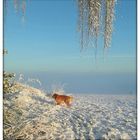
[0,0,139,139]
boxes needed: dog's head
[52,93,58,99]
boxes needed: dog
[52,93,73,107]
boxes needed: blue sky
[4,0,136,94]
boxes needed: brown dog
[52,93,73,107]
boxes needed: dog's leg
[56,102,61,105]
[66,102,71,107]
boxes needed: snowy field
[4,84,137,140]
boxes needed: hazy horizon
[12,71,136,95]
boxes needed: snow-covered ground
[4,83,137,140]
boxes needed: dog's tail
[70,96,74,102]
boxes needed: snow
[4,84,136,139]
